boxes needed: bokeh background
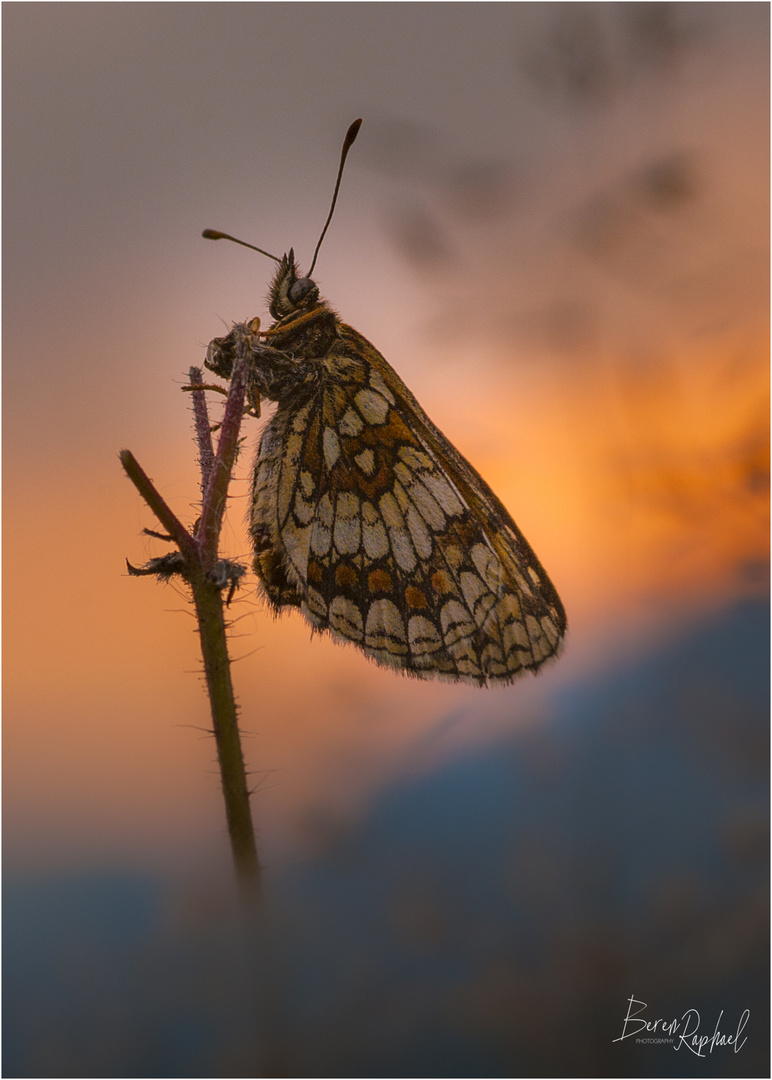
[4,3,768,1077]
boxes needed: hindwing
[249,326,566,686]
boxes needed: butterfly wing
[250,326,566,685]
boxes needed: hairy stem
[198,349,249,567]
[189,365,216,490]
[124,326,290,1077]
[119,451,197,559]
[189,561,261,902]
[121,358,259,901]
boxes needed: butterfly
[203,120,566,686]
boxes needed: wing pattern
[249,327,566,685]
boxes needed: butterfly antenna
[308,118,362,276]
[201,229,281,263]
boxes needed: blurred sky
[3,3,768,880]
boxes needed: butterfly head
[269,249,320,320]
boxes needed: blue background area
[4,601,768,1077]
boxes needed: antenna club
[202,119,363,275]
[308,118,363,277]
[201,229,281,262]
[345,119,363,148]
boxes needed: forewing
[253,331,566,686]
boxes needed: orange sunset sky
[4,4,768,881]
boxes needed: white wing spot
[310,519,331,557]
[422,472,465,517]
[405,503,433,560]
[318,492,334,527]
[278,431,304,523]
[292,402,313,434]
[440,599,475,646]
[471,544,503,594]
[368,371,396,404]
[334,492,361,555]
[407,615,443,656]
[460,571,488,615]
[293,492,315,526]
[365,598,407,651]
[354,448,376,475]
[502,612,529,653]
[447,638,483,678]
[323,427,341,470]
[379,491,416,572]
[355,388,390,425]
[362,500,389,559]
[339,408,364,437]
[329,596,364,641]
[444,545,464,570]
[305,587,327,620]
[398,445,433,472]
[512,568,534,597]
[525,615,551,662]
[394,466,446,531]
[310,493,333,556]
[480,642,508,676]
[281,522,310,579]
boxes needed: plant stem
[189,561,262,903]
[121,350,259,902]
[124,325,290,1075]
[189,365,216,489]
[119,451,197,559]
[198,348,249,567]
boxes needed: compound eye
[289,277,316,304]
